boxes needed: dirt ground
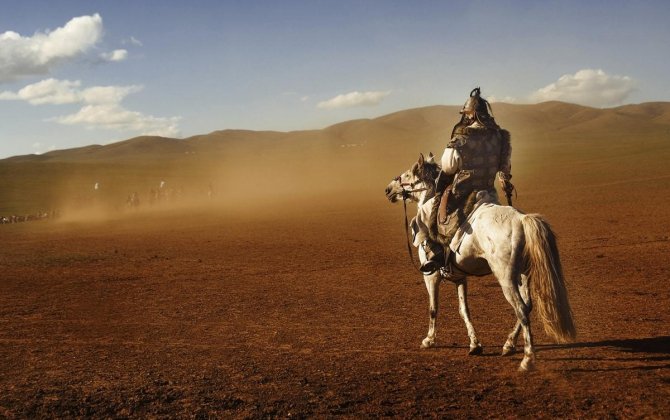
[1,182,669,418]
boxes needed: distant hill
[5,101,670,163]
[1,101,670,214]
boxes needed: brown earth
[1,102,670,417]
[1,186,669,418]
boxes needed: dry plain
[1,102,669,417]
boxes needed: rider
[419,87,514,276]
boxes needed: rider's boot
[419,240,445,275]
[439,248,463,282]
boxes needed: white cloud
[100,49,128,62]
[0,79,81,104]
[488,95,517,104]
[317,90,391,109]
[530,69,636,107]
[0,14,103,83]
[0,16,178,139]
[80,84,142,104]
[1,78,180,137]
[51,104,181,137]
[123,36,143,47]
[0,78,141,105]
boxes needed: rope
[402,195,426,273]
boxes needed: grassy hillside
[1,101,669,215]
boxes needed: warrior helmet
[451,87,498,136]
[459,87,498,127]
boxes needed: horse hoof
[421,338,435,349]
[468,344,483,356]
[501,346,516,357]
[518,356,535,372]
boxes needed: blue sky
[1,0,668,158]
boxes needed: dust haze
[5,101,669,226]
[44,141,382,225]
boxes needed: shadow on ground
[540,336,670,354]
[537,336,670,372]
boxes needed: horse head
[385,153,440,204]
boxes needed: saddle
[429,188,479,247]
[431,186,503,250]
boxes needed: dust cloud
[43,143,387,226]
[6,101,670,227]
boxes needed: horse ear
[418,153,425,166]
[428,152,434,158]
[427,152,435,163]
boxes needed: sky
[1,0,669,158]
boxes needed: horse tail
[521,214,576,343]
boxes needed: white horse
[385,153,576,371]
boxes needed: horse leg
[502,320,521,356]
[502,322,521,356]
[502,274,531,356]
[421,272,440,349]
[456,279,482,355]
[499,282,535,371]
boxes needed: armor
[419,87,514,277]
[449,127,503,197]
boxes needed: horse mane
[416,159,440,200]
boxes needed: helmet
[460,87,487,114]
[459,87,497,127]
[451,87,498,136]
[460,88,478,115]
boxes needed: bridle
[394,175,429,200]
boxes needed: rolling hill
[1,101,669,215]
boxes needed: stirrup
[420,241,444,275]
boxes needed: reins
[396,179,430,273]
[401,196,425,273]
